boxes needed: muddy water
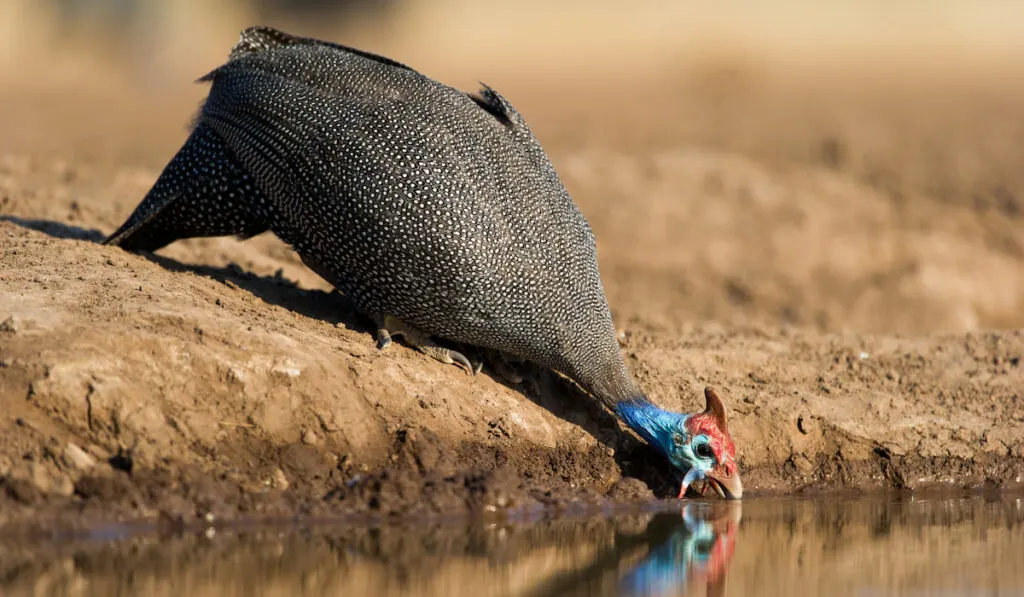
[2,495,1022,597]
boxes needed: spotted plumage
[105,26,742,499]
[105,123,272,251]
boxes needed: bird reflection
[618,502,741,597]
[526,501,742,597]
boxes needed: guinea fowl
[104,26,742,500]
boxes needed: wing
[194,34,616,383]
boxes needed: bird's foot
[373,314,480,375]
[418,343,480,375]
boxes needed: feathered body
[105,26,741,499]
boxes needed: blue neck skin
[615,398,690,459]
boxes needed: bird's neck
[614,397,689,455]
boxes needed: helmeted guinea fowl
[104,26,742,499]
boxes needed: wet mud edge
[2,423,1022,538]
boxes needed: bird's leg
[373,314,479,375]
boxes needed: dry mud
[2,13,1024,532]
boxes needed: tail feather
[104,122,271,252]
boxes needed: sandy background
[1,0,1023,527]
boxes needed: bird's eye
[695,443,714,460]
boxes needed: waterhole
[2,494,1021,596]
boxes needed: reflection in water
[524,503,741,597]
[618,505,739,597]
[523,502,741,597]
[1,496,1023,597]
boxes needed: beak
[706,470,743,500]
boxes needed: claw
[372,314,480,376]
[448,349,476,375]
[416,344,477,376]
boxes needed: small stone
[30,462,52,493]
[30,462,74,496]
[51,472,75,497]
[271,359,302,378]
[270,467,289,490]
[302,429,320,446]
[226,367,247,384]
[64,442,98,471]
[2,477,40,504]
[0,316,20,333]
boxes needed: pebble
[30,462,74,497]
[302,429,320,446]
[270,467,289,490]
[0,315,20,333]
[64,442,98,471]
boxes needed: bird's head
[616,387,741,500]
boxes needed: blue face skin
[615,400,719,491]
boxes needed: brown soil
[2,5,1024,533]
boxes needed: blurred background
[2,0,1023,335]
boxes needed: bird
[103,25,742,500]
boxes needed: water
[2,495,1022,597]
